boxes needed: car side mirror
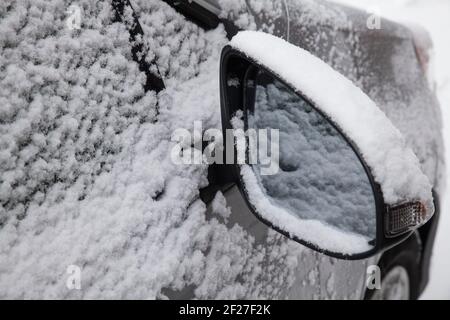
[219,31,434,260]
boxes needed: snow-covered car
[0,0,445,300]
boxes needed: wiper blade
[162,0,239,39]
[112,0,165,93]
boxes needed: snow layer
[230,31,434,214]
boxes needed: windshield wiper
[112,0,165,93]
[162,0,239,39]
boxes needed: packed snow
[239,72,377,253]
[249,74,377,238]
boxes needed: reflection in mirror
[246,71,377,244]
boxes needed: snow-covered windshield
[248,71,377,240]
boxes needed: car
[0,0,444,300]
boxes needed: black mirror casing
[219,45,414,260]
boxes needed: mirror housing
[219,31,434,260]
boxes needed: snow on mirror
[243,71,377,255]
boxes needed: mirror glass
[244,71,377,251]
